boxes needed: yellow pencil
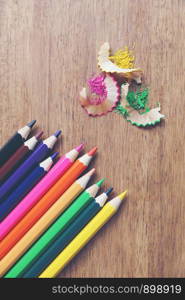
[0,169,95,277]
[39,191,127,278]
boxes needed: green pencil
[4,179,104,278]
[24,188,113,277]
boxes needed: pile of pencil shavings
[79,42,165,127]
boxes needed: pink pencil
[0,144,84,240]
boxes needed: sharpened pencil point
[109,191,127,210]
[54,130,62,138]
[51,152,59,160]
[88,147,97,156]
[35,131,43,139]
[75,143,84,152]
[96,178,105,187]
[105,187,113,195]
[86,168,95,177]
[118,190,127,201]
[27,120,36,128]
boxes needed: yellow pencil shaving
[109,47,134,69]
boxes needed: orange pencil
[0,147,97,259]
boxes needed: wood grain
[0,0,185,278]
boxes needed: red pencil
[0,132,43,184]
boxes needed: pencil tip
[96,178,105,187]
[75,143,84,152]
[118,190,127,201]
[51,152,59,160]
[35,131,43,139]
[109,190,127,209]
[105,187,113,195]
[54,130,62,138]
[27,120,36,128]
[88,146,97,156]
[86,168,95,176]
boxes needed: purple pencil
[0,130,61,201]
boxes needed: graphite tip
[51,152,59,160]
[105,187,113,195]
[35,131,43,139]
[27,120,36,128]
[96,178,105,187]
[75,143,84,153]
[54,130,62,138]
[88,146,97,156]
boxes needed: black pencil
[0,131,43,184]
[0,120,36,167]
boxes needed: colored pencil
[5,179,105,278]
[0,153,58,222]
[39,191,127,278]
[0,132,43,184]
[0,169,95,276]
[0,130,61,201]
[0,120,36,167]
[9,188,112,278]
[0,144,83,241]
[0,147,97,258]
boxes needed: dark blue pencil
[0,130,61,201]
[0,120,36,167]
[0,153,58,222]
[22,188,113,278]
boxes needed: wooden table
[0,0,184,278]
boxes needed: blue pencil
[22,188,113,278]
[0,153,58,222]
[0,130,61,201]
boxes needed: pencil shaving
[98,42,143,83]
[80,74,120,116]
[126,106,165,127]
